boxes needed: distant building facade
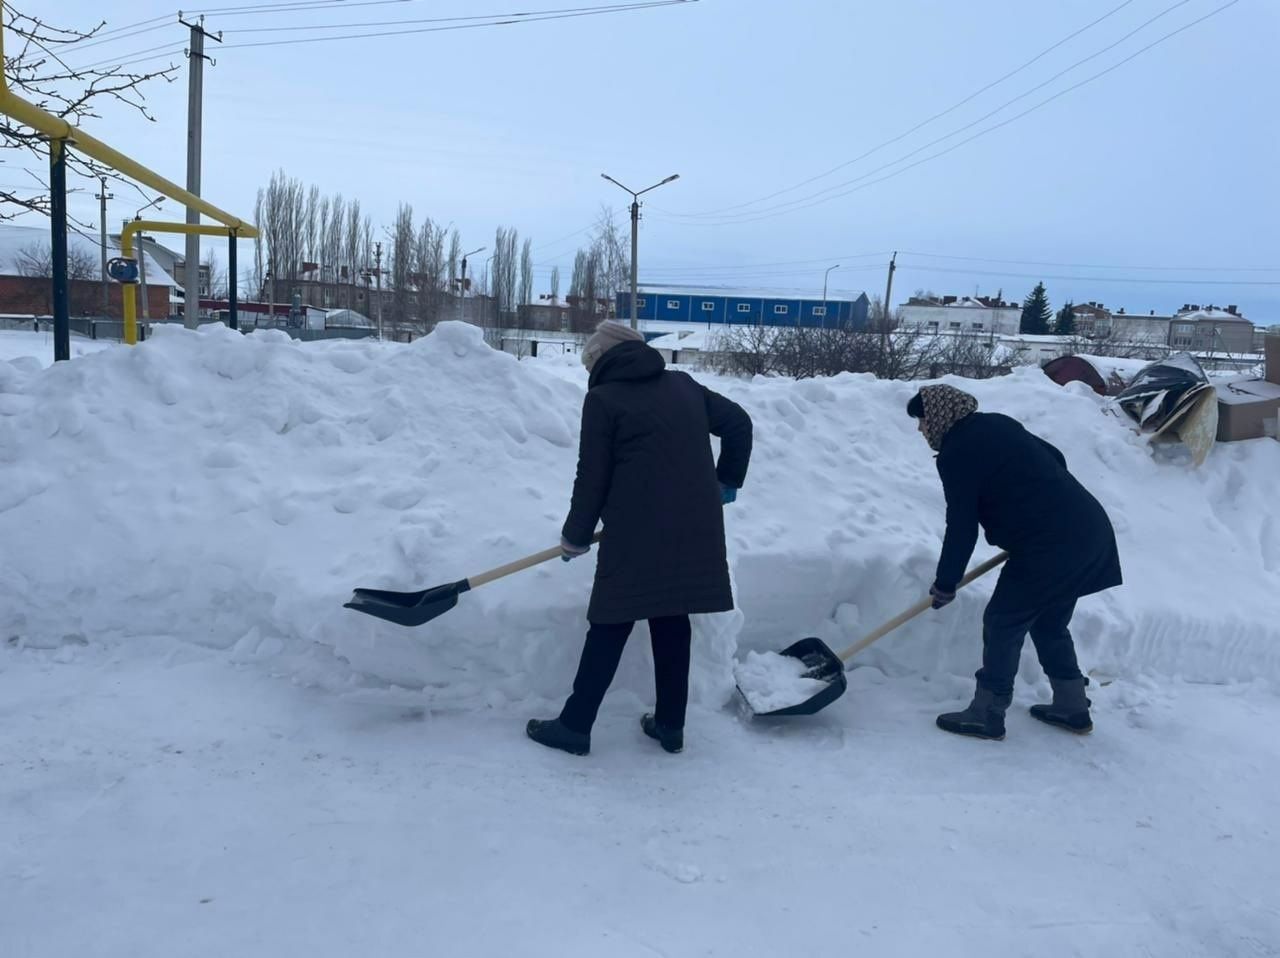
[899,295,1022,336]
[618,284,871,330]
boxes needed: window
[737,303,751,313]
[635,297,646,307]
[774,305,789,315]
[927,321,939,330]
[667,299,680,310]
[973,323,984,331]
[813,306,827,317]
[702,301,715,312]
[949,322,961,330]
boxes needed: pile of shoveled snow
[1,322,1277,712]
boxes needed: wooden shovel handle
[835,552,1008,663]
[467,530,605,590]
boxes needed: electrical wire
[899,251,1280,273]
[898,264,1280,286]
[662,0,1197,222]
[671,0,1140,218]
[82,0,693,70]
[657,0,1241,227]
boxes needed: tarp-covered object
[1115,352,1213,434]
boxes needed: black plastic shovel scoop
[736,552,1008,717]
[345,532,603,628]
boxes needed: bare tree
[549,265,561,303]
[202,247,228,299]
[0,8,179,225]
[15,239,97,314]
[390,202,415,331]
[414,217,446,332]
[519,237,534,308]
[446,229,460,301]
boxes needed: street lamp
[601,172,679,330]
[823,264,840,329]
[458,245,485,324]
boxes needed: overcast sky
[16,0,1280,320]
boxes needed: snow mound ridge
[1,326,1277,708]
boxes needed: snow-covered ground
[3,322,1278,956]
[0,329,115,367]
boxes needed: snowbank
[2,322,1277,712]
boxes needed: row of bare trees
[252,169,553,335]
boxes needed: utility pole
[458,246,485,325]
[374,241,383,339]
[879,251,897,377]
[601,173,679,329]
[180,14,221,329]
[95,177,113,318]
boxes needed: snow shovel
[737,552,1009,717]
[345,531,604,628]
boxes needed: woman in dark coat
[528,322,752,756]
[908,384,1122,741]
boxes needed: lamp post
[458,245,485,324]
[601,172,679,329]
[822,264,840,329]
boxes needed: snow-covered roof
[636,283,867,303]
[325,308,373,328]
[1174,308,1250,323]
[0,224,178,287]
[646,328,715,352]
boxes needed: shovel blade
[738,637,848,717]
[344,581,464,628]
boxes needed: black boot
[936,687,1011,740]
[526,718,590,756]
[1030,677,1093,734]
[641,713,683,754]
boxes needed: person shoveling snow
[526,322,753,757]
[908,384,1123,741]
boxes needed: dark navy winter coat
[562,341,752,624]
[935,412,1122,614]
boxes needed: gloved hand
[720,483,738,505]
[560,536,591,563]
[929,583,956,610]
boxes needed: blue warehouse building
[616,284,871,330]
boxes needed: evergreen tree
[1020,282,1053,334]
[1055,301,1077,335]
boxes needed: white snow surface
[0,329,115,367]
[733,648,830,713]
[3,321,1279,956]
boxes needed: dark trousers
[559,615,692,735]
[976,598,1082,697]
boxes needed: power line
[658,0,1241,227]
[83,0,694,70]
[222,1,687,33]
[670,0,1140,219]
[59,21,173,56]
[900,251,1280,273]
[662,0,1198,223]
[900,263,1280,286]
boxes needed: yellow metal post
[121,220,242,345]
[1,0,259,347]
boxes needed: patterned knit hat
[582,321,646,372]
[911,384,979,451]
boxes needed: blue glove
[929,583,956,610]
[720,484,738,505]
[560,536,591,563]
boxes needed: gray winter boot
[1029,677,1093,734]
[936,686,1011,740]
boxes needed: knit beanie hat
[582,320,646,372]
